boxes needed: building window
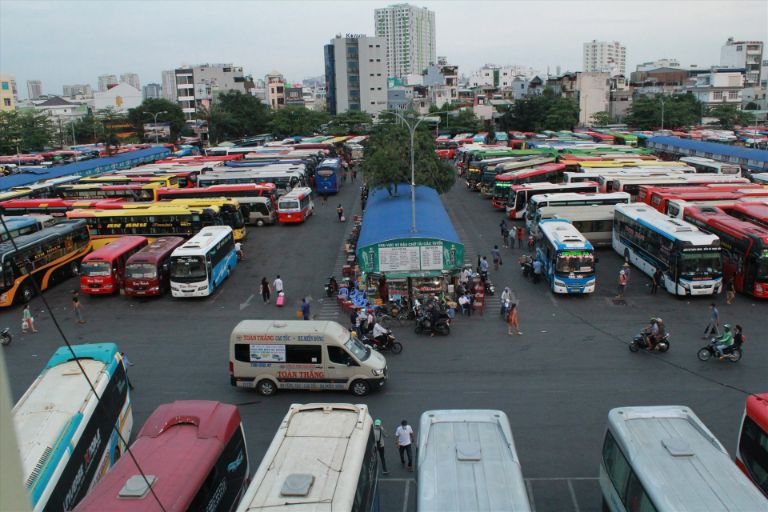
[728,91,738,99]
[713,91,723,100]
[1,82,8,90]
[3,98,10,106]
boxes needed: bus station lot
[3,180,767,512]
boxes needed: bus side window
[602,431,631,501]
[624,471,657,512]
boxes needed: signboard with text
[358,238,463,276]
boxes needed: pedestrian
[366,309,375,334]
[272,275,284,298]
[532,259,543,284]
[301,297,310,320]
[703,303,720,338]
[22,303,37,333]
[502,227,510,248]
[725,276,736,304]
[650,268,662,295]
[336,204,344,221]
[352,167,357,180]
[500,286,511,317]
[491,245,502,271]
[616,270,627,299]
[499,219,508,239]
[72,291,85,324]
[517,227,525,249]
[120,352,134,390]
[374,419,389,474]
[235,241,244,260]
[458,293,470,316]
[507,302,522,336]
[321,192,328,204]
[260,277,271,304]
[622,262,631,289]
[460,266,470,287]
[527,234,535,253]
[465,292,474,316]
[395,419,414,471]
[356,307,367,332]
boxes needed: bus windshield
[556,251,594,276]
[757,252,768,281]
[170,256,207,281]
[677,250,722,280]
[345,335,370,361]
[125,263,157,279]
[80,261,111,277]
[280,200,299,210]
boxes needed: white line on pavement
[526,480,536,512]
[568,479,581,512]
[401,479,411,512]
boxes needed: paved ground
[2,176,766,512]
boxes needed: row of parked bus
[13,342,767,512]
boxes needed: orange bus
[124,237,185,297]
[79,236,148,295]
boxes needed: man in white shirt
[372,322,389,346]
[395,419,414,471]
[273,275,284,295]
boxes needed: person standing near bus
[651,268,662,295]
[616,270,627,299]
[272,275,284,303]
[336,204,344,222]
[395,419,414,472]
[374,419,389,474]
[725,276,736,304]
[260,277,271,304]
[22,304,37,333]
[72,291,85,324]
[235,241,244,261]
[301,298,310,320]
[517,227,525,249]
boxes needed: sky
[1,0,767,98]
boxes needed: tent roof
[357,185,461,249]
[648,136,768,163]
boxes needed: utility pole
[143,110,168,144]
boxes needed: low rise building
[0,74,17,111]
[265,70,286,110]
[93,82,143,113]
[34,96,88,124]
[684,68,744,108]
[285,85,305,107]
[174,64,247,120]
[576,72,611,126]
[142,83,162,100]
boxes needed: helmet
[649,317,656,323]
[723,323,732,331]
[655,318,663,324]
[374,419,382,426]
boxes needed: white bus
[613,203,722,296]
[236,403,379,512]
[600,174,750,198]
[503,181,599,219]
[680,156,742,176]
[197,169,305,195]
[13,343,132,511]
[170,225,237,297]
[417,409,531,512]
[525,191,630,230]
[533,205,616,248]
[600,406,767,512]
[536,219,596,294]
[563,168,690,184]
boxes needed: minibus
[79,236,148,295]
[124,236,185,297]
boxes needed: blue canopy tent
[647,136,768,173]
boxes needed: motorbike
[697,338,742,362]
[414,309,451,336]
[629,331,670,353]
[324,276,339,298]
[484,278,496,296]
[361,330,403,354]
[1,327,12,346]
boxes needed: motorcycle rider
[372,321,390,348]
[327,276,338,296]
[714,324,734,358]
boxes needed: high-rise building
[62,84,93,99]
[174,64,246,120]
[26,80,42,100]
[720,37,763,87]
[161,70,177,102]
[143,83,162,100]
[324,35,387,116]
[120,73,141,90]
[375,4,436,78]
[583,40,626,75]
[0,74,17,111]
[97,74,118,92]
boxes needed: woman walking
[260,277,271,304]
[507,303,521,336]
[22,304,37,333]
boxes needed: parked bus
[492,163,567,211]
[123,236,185,297]
[723,202,768,229]
[74,400,249,512]
[563,167,690,184]
[682,206,768,298]
[638,183,764,206]
[536,219,596,294]
[236,403,379,512]
[417,409,531,512]
[80,236,148,295]
[0,198,125,218]
[737,394,768,496]
[56,183,161,202]
[0,215,51,241]
[525,191,631,228]
[197,169,304,195]
[502,182,599,219]
[156,184,277,226]
[533,205,616,248]
[66,207,220,249]
[600,174,751,198]
[170,225,237,297]
[680,156,742,176]
[600,405,767,512]
[613,203,722,296]
[0,175,82,202]
[479,156,557,194]
[79,174,180,188]
[577,160,690,171]
[151,198,246,240]
[315,157,344,194]
[13,343,132,511]
[277,187,314,224]
[0,220,91,306]
[646,188,768,217]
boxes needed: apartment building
[375,3,436,78]
[324,35,387,116]
[583,40,626,76]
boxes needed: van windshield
[345,335,370,361]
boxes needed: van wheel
[257,379,277,396]
[256,219,265,227]
[350,379,370,397]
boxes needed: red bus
[277,186,314,223]
[642,186,768,217]
[737,394,768,497]
[723,202,768,230]
[499,181,598,217]
[0,198,124,217]
[491,163,566,210]
[73,400,249,512]
[124,236,185,297]
[637,183,764,205]
[155,154,243,164]
[586,131,615,143]
[79,236,148,295]
[682,206,768,298]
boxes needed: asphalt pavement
[2,175,767,512]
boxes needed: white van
[229,320,387,397]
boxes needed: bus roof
[82,236,147,262]
[126,237,185,266]
[496,163,566,181]
[172,226,233,257]
[606,406,767,510]
[532,191,630,204]
[684,206,768,243]
[540,204,617,222]
[67,206,208,218]
[615,204,719,244]
[539,219,593,251]
[746,394,768,434]
[75,400,243,512]
[417,409,531,512]
[0,220,88,259]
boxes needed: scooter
[324,276,338,298]
[629,331,670,353]
[414,310,451,336]
[361,330,403,354]
[697,338,742,362]
[1,327,12,346]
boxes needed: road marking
[524,477,598,481]
[239,294,254,311]
[567,479,581,512]
[463,391,490,394]
[210,288,224,303]
[402,479,411,512]
[526,480,536,512]
[380,477,415,482]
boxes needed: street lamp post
[659,95,667,131]
[143,110,168,144]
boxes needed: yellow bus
[78,174,180,188]
[152,198,246,240]
[56,182,162,201]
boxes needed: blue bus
[0,214,53,242]
[12,343,132,511]
[314,157,344,194]
[169,225,238,297]
[536,218,596,294]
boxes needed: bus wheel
[70,261,80,276]
[20,283,35,304]
[257,379,277,396]
[350,379,370,397]
[256,219,265,227]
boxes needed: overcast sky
[1,0,766,97]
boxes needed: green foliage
[127,98,186,141]
[428,105,482,134]
[94,107,127,155]
[707,104,756,129]
[327,110,373,135]
[624,93,702,130]
[362,120,455,194]
[498,89,579,132]
[0,110,55,154]
[270,106,330,137]
[70,111,98,144]
[197,91,271,143]
[590,111,612,127]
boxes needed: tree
[70,111,98,144]
[497,89,578,132]
[197,91,271,143]
[94,107,128,155]
[707,104,756,129]
[590,111,612,127]
[270,106,330,137]
[428,105,481,135]
[624,93,702,130]
[327,110,373,135]
[127,98,186,141]
[0,110,55,154]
